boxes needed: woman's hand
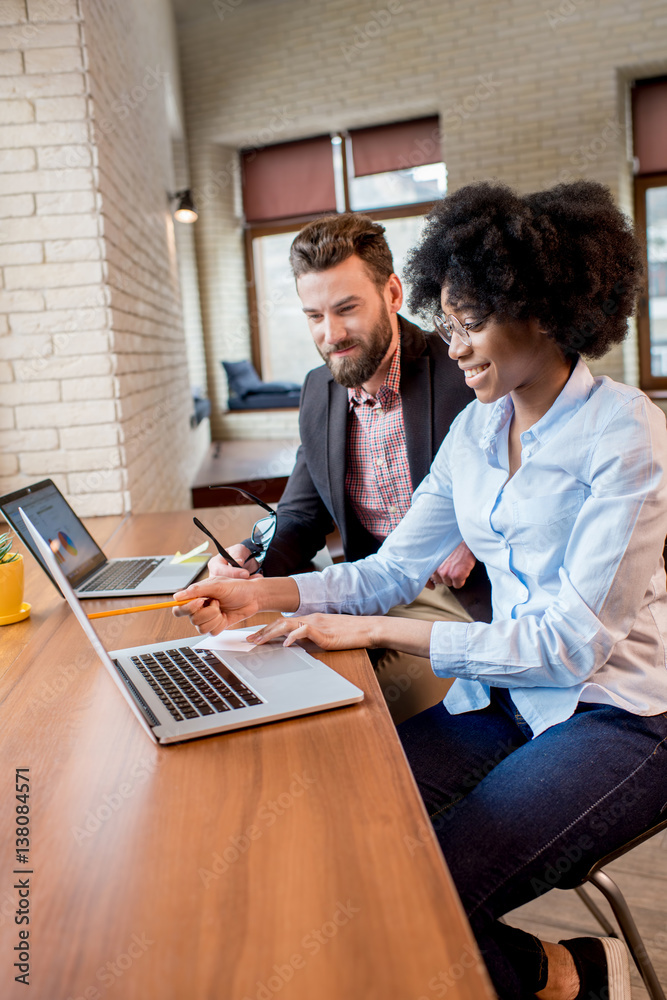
[248,613,378,651]
[427,540,476,589]
[172,578,262,635]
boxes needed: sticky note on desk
[170,541,210,564]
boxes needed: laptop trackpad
[150,559,186,578]
[149,558,206,582]
[235,648,312,678]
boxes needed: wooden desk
[0,509,492,1000]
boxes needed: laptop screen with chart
[1,479,208,598]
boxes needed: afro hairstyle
[403,180,643,359]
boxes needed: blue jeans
[398,688,667,1000]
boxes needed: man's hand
[426,540,476,590]
[207,543,259,580]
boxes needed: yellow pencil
[87,598,192,620]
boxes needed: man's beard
[319,309,394,389]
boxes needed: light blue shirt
[292,360,667,737]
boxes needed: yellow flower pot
[0,554,31,625]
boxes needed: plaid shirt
[345,341,413,541]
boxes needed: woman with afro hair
[176,181,667,1000]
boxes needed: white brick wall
[172,137,208,395]
[0,0,210,516]
[176,0,667,426]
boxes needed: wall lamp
[170,189,198,224]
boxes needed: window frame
[244,203,438,376]
[242,124,445,376]
[635,172,667,396]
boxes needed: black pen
[192,517,242,569]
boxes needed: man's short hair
[289,213,394,290]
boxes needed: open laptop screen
[0,479,107,590]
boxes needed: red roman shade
[348,116,441,177]
[241,135,337,223]
[632,79,667,176]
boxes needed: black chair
[222,360,301,410]
[558,811,667,1000]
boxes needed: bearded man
[212,213,490,722]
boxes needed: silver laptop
[20,509,364,744]
[1,479,208,598]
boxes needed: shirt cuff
[284,572,326,615]
[430,619,471,677]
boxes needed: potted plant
[0,532,30,624]
[1,532,20,564]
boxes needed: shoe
[559,936,631,1000]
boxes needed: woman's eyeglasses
[193,487,277,574]
[433,311,492,347]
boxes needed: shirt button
[375,457,384,466]
[388,504,398,514]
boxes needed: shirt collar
[348,339,401,409]
[479,357,596,457]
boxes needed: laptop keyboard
[131,646,263,722]
[79,558,162,593]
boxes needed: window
[241,118,446,383]
[632,78,667,393]
[635,177,667,388]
